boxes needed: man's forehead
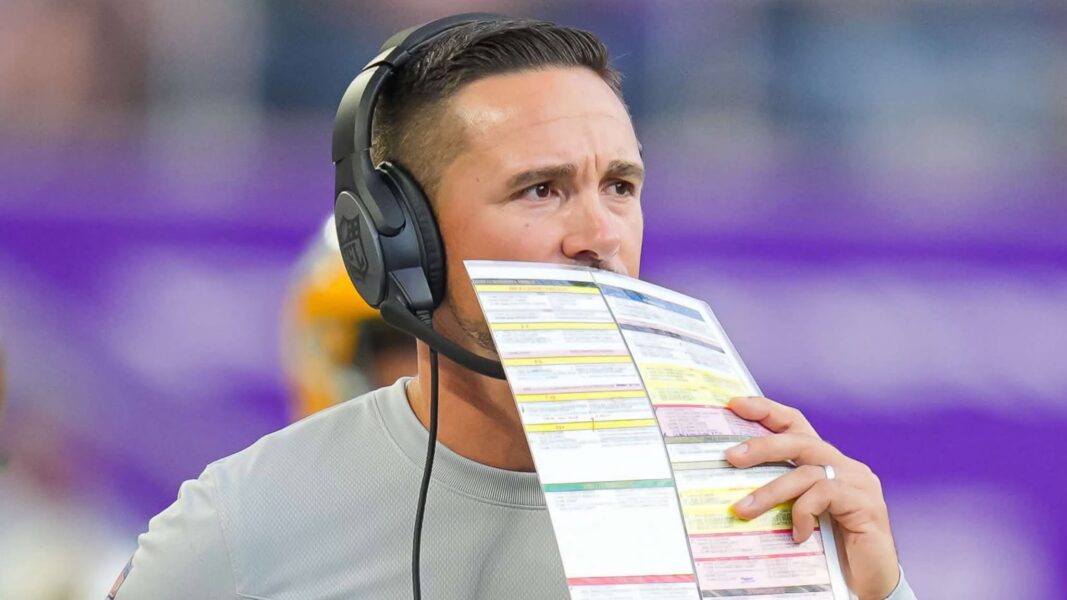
[447,67,635,149]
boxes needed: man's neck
[404,340,535,472]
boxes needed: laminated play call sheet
[465,260,849,600]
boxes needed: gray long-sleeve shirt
[115,378,915,599]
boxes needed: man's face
[432,67,644,352]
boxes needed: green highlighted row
[543,479,675,492]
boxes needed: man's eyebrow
[606,160,644,182]
[506,160,645,190]
[506,164,578,190]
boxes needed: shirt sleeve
[881,565,917,600]
[111,465,236,599]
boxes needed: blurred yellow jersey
[281,217,415,421]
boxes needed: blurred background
[1,0,1065,597]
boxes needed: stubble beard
[444,292,498,356]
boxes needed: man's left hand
[726,395,900,600]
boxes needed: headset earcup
[379,162,447,308]
[334,190,388,307]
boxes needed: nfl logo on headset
[338,214,369,280]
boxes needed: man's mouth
[575,259,623,275]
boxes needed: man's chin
[440,298,498,358]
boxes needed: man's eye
[519,183,554,200]
[608,181,636,196]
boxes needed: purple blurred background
[1,1,1065,597]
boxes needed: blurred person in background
[0,345,131,599]
[282,216,417,420]
[0,344,5,425]
[111,15,914,600]
[0,0,147,139]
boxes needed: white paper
[466,260,850,600]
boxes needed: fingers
[790,480,833,543]
[790,479,880,542]
[734,474,882,544]
[730,476,836,544]
[727,396,819,436]
[726,432,842,469]
[730,464,825,521]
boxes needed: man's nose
[560,192,622,267]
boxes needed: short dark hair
[370,18,624,199]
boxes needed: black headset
[331,13,505,380]
[332,14,518,600]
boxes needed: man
[114,17,914,600]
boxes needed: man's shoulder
[120,382,419,598]
[209,381,405,487]
[198,380,416,551]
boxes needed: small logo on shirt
[106,557,133,599]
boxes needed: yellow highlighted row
[492,322,617,331]
[638,363,744,389]
[645,380,745,395]
[525,418,657,432]
[646,389,732,408]
[683,507,793,534]
[503,356,632,366]
[516,390,647,403]
[677,486,793,534]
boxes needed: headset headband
[331,13,500,235]
[331,13,507,380]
